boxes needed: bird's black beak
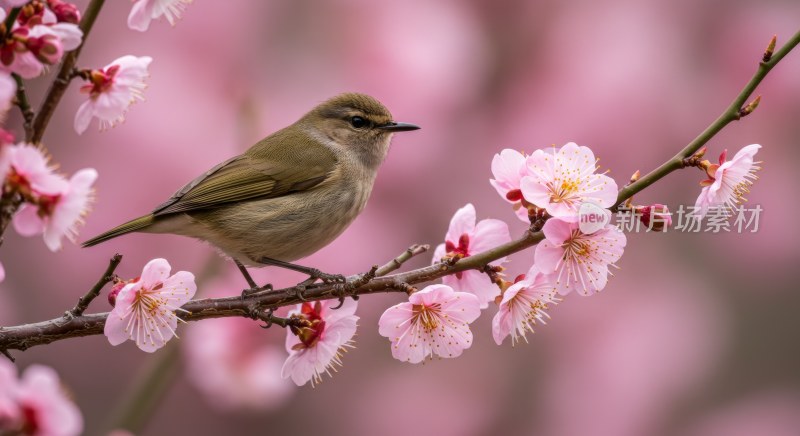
[377,122,420,132]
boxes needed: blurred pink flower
[492,266,558,345]
[0,143,63,195]
[0,0,30,8]
[128,0,193,32]
[0,73,14,117]
[520,142,618,218]
[694,144,761,218]
[185,316,293,411]
[378,284,481,363]
[282,299,359,386]
[105,258,196,353]
[47,0,81,24]
[74,55,152,134]
[0,261,4,283]
[0,8,81,79]
[490,148,531,222]
[0,360,83,436]
[13,168,96,251]
[432,203,511,308]
[535,217,626,296]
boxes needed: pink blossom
[694,144,761,218]
[535,217,626,296]
[47,0,81,24]
[0,359,83,436]
[282,299,359,386]
[185,316,293,410]
[492,266,559,345]
[74,55,152,134]
[0,261,4,283]
[0,73,15,118]
[13,168,97,252]
[0,9,82,79]
[378,284,481,363]
[0,143,63,195]
[105,258,197,353]
[520,142,618,218]
[432,203,511,308]
[490,148,531,222]
[128,0,193,32]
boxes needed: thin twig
[30,0,106,143]
[375,244,429,277]
[11,74,34,139]
[613,30,800,210]
[1,8,21,35]
[1,348,14,362]
[68,254,122,317]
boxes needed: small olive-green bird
[83,93,419,286]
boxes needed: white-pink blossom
[128,0,193,32]
[490,148,531,222]
[74,55,152,134]
[0,143,63,196]
[105,258,197,353]
[378,284,481,363]
[13,168,97,251]
[0,261,4,283]
[282,299,359,387]
[535,217,626,296]
[520,142,618,218]
[0,359,83,436]
[432,203,511,308]
[492,266,559,345]
[694,144,761,218]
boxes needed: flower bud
[107,280,126,307]
[27,34,63,65]
[637,204,672,232]
[48,0,81,24]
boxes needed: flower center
[133,285,166,316]
[412,303,441,331]
[563,231,591,259]
[548,178,582,204]
[290,302,326,349]
[81,65,120,98]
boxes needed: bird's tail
[82,214,155,247]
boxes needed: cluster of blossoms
[0,138,97,251]
[0,359,83,436]
[0,0,194,278]
[0,2,195,428]
[0,1,82,79]
[253,141,761,385]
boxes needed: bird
[82,93,420,291]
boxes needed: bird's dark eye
[350,116,368,129]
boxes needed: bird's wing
[152,133,337,216]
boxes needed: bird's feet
[241,283,273,300]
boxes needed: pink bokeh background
[3,0,800,434]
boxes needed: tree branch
[68,254,122,317]
[613,30,800,209]
[11,74,34,139]
[30,0,106,144]
[375,244,429,276]
[1,30,798,354]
